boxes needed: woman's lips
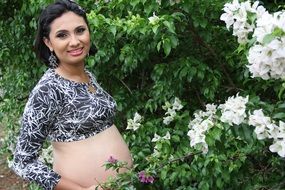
[68,48,83,56]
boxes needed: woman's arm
[11,84,62,190]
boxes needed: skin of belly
[51,125,133,187]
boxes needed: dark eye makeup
[76,27,86,34]
[55,26,87,39]
[56,32,67,38]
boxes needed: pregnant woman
[11,0,132,189]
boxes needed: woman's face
[44,11,90,67]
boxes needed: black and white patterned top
[11,68,117,190]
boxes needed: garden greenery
[1,0,285,189]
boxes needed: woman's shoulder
[30,69,64,100]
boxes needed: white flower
[126,119,140,131]
[248,109,272,139]
[199,119,214,132]
[148,12,159,25]
[205,104,217,117]
[151,131,171,142]
[152,133,162,142]
[167,108,176,117]
[187,103,217,154]
[152,147,160,157]
[266,123,279,139]
[172,97,183,110]
[126,112,142,131]
[200,142,209,154]
[269,140,285,157]
[187,129,206,147]
[253,12,274,43]
[162,97,183,125]
[220,0,241,29]
[133,112,142,123]
[163,115,174,125]
[163,131,171,140]
[187,128,208,154]
[254,125,269,140]
[219,94,248,126]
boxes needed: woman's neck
[55,64,89,83]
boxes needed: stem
[117,77,133,95]
[158,151,202,170]
[194,87,205,107]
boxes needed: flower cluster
[138,171,155,184]
[188,94,285,158]
[151,131,171,142]
[126,112,143,131]
[248,10,285,80]
[107,156,118,164]
[247,34,285,80]
[187,104,217,153]
[248,110,285,157]
[219,94,249,126]
[162,97,183,125]
[220,0,265,44]
[221,0,285,80]
[187,94,247,154]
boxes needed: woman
[11,0,132,190]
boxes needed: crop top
[11,68,117,190]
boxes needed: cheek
[53,42,67,53]
[85,35,91,45]
[84,35,91,49]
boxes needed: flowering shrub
[221,0,285,80]
[92,95,285,189]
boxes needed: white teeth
[69,48,82,53]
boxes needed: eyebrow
[55,25,87,35]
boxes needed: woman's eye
[77,28,86,34]
[56,33,67,38]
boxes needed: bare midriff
[51,125,133,187]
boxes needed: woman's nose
[69,35,80,46]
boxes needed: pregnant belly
[51,125,133,187]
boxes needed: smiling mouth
[67,48,84,56]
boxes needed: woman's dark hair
[34,0,97,67]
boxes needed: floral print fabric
[11,68,117,190]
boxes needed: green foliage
[1,0,285,189]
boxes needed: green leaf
[109,25,117,36]
[161,169,168,180]
[263,33,275,44]
[162,38,171,56]
[172,135,180,142]
[163,20,175,33]
[152,24,159,34]
[169,35,178,47]
[157,41,162,52]
[272,112,285,119]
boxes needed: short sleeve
[11,84,61,190]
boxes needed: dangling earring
[49,51,58,68]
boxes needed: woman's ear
[43,37,53,51]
